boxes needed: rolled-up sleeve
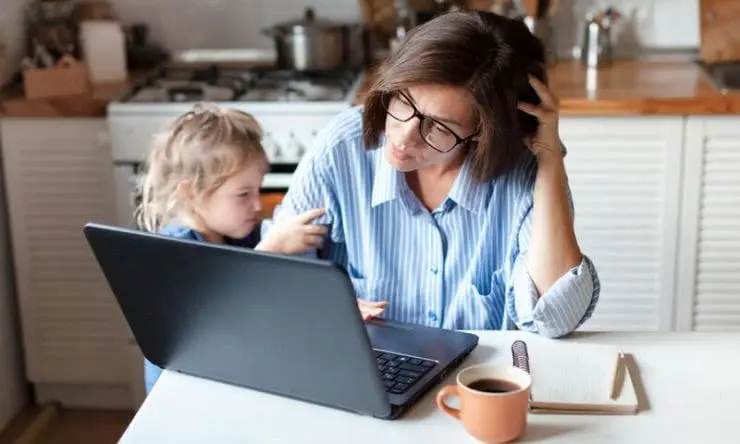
[504,170,601,338]
[507,251,600,338]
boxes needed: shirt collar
[446,155,489,214]
[371,142,489,214]
[371,141,403,208]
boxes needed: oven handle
[114,160,143,173]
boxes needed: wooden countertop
[0,71,150,118]
[3,60,738,117]
[354,59,740,115]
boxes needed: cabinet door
[0,118,129,384]
[559,117,684,331]
[676,117,740,331]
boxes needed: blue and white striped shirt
[269,107,600,338]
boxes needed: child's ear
[176,180,194,201]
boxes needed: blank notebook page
[526,337,638,409]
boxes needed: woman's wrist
[535,149,565,172]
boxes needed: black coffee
[467,378,520,394]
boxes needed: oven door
[260,167,292,219]
[113,162,140,229]
[260,190,286,219]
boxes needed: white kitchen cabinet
[676,116,740,332]
[559,117,685,332]
[0,118,133,409]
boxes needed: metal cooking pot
[263,7,350,71]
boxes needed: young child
[134,103,328,394]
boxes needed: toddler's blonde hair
[134,103,268,233]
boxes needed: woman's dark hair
[363,10,547,182]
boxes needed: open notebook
[515,337,640,415]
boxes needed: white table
[120,331,740,443]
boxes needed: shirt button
[430,266,439,274]
[428,312,438,322]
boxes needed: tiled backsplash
[109,0,362,52]
[1,0,700,84]
[108,0,699,54]
[554,0,699,56]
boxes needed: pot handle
[305,7,315,21]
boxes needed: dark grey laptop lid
[84,223,392,418]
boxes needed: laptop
[83,222,479,420]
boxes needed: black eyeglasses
[381,91,476,153]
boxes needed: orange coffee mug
[436,364,532,444]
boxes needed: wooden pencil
[609,351,625,400]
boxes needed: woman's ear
[522,135,534,151]
[465,134,480,153]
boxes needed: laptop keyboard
[374,350,437,395]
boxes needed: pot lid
[272,7,343,31]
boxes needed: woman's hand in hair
[517,76,563,165]
[256,208,328,254]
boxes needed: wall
[0,0,703,83]
[109,0,360,52]
[0,0,31,84]
[109,0,700,55]
[554,0,700,57]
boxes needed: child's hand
[257,208,328,254]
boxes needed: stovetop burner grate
[123,64,362,104]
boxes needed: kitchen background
[0,0,703,84]
[0,0,738,443]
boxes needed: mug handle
[435,385,460,420]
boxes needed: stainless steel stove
[107,61,365,229]
[121,65,362,103]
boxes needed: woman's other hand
[358,299,388,321]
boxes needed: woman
[271,10,600,338]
